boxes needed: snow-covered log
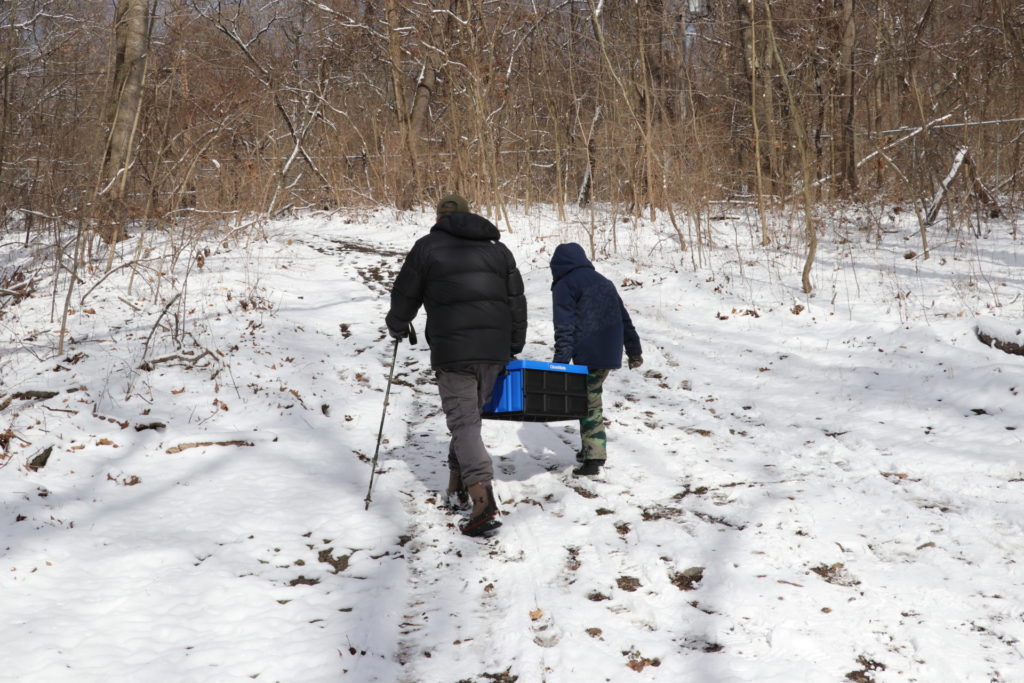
[975,317,1024,357]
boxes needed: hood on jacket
[432,212,501,241]
[550,242,594,283]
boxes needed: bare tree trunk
[837,0,857,196]
[99,0,154,243]
[743,0,770,245]
[385,0,417,210]
[57,222,87,356]
[577,107,601,208]
[995,0,1024,65]
[587,0,647,212]
[765,2,817,294]
[409,62,435,147]
[637,0,665,219]
[925,145,968,226]
[0,4,12,199]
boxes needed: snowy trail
[2,209,1023,682]
[303,229,709,680]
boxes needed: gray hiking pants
[436,363,504,487]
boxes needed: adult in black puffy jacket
[550,242,642,477]
[386,194,526,537]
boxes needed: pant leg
[436,363,504,486]
[580,368,611,461]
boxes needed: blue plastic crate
[482,360,589,422]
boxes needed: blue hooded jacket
[550,243,642,369]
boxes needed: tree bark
[925,145,968,226]
[385,0,418,210]
[409,63,435,145]
[837,0,857,196]
[765,2,817,294]
[99,0,153,242]
[743,0,769,245]
[0,3,10,131]
[577,107,601,208]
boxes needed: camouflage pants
[580,369,611,461]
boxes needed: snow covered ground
[2,204,1023,682]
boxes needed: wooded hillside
[1,1,1021,235]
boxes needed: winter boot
[444,469,469,511]
[575,449,585,463]
[459,481,502,537]
[572,459,605,478]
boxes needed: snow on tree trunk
[925,145,968,226]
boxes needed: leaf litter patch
[845,655,886,682]
[670,566,705,591]
[810,562,861,587]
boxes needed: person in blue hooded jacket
[550,242,643,477]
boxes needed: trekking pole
[364,323,416,510]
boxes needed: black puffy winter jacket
[385,212,527,369]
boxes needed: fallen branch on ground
[165,440,254,454]
[139,349,215,371]
[0,390,60,411]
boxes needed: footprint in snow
[530,608,561,647]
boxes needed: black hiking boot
[460,482,502,537]
[572,459,605,478]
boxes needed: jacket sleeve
[619,296,643,358]
[551,280,577,364]
[385,243,425,333]
[505,248,527,356]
